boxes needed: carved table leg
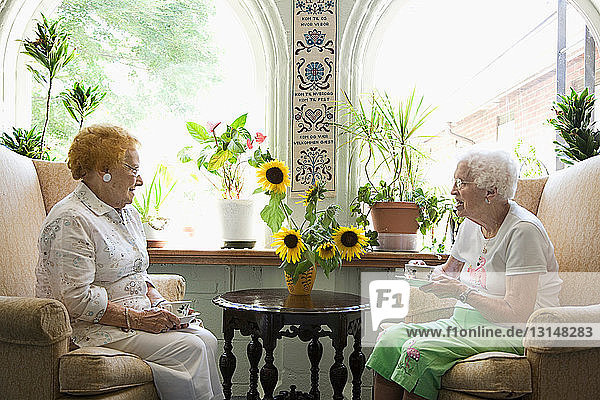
[247,333,262,400]
[220,323,236,400]
[329,319,348,400]
[349,322,365,400]
[308,336,323,400]
[260,334,278,400]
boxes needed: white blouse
[36,182,154,347]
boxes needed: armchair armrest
[0,296,72,345]
[523,303,600,352]
[148,274,186,302]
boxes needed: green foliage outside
[513,139,548,178]
[31,0,221,160]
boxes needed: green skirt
[366,307,524,400]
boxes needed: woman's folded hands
[130,308,189,333]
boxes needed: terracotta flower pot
[371,201,419,251]
[284,264,317,295]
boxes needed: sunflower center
[266,167,284,184]
[341,231,358,247]
[284,234,298,249]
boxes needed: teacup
[404,261,435,281]
[160,300,192,317]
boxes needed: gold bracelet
[124,307,132,332]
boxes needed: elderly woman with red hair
[36,124,223,400]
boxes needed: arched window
[339,0,600,250]
[1,0,288,249]
[366,0,599,188]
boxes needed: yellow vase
[284,264,316,295]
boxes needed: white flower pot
[217,198,256,248]
[143,221,169,248]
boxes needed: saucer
[179,313,201,324]
[403,278,433,288]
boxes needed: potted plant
[254,156,368,294]
[1,127,51,160]
[133,163,177,248]
[178,114,267,248]
[547,87,600,165]
[21,14,75,157]
[336,89,436,251]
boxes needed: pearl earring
[102,173,112,182]
[485,198,490,204]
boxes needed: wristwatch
[458,288,477,303]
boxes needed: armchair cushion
[441,352,532,399]
[0,296,71,345]
[59,347,153,395]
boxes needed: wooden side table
[212,288,370,400]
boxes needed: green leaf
[252,187,264,194]
[227,139,245,154]
[260,195,286,233]
[207,150,232,171]
[186,122,211,142]
[231,114,247,129]
[177,146,193,163]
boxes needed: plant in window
[60,82,107,130]
[548,87,600,165]
[1,127,51,160]
[21,13,75,156]
[254,158,367,294]
[178,114,267,199]
[133,163,177,237]
[336,89,439,251]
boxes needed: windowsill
[148,247,448,268]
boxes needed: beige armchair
[0,146,186,399]
[394,156,600,400]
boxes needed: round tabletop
[212,288,370,314]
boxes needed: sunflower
[317,242,337,260]
[333,226,368,261]
[296,181,327,205]
[257,160,291,193]
[272,227,306,263]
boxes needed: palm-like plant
[1,127,50,160]
[337,89,435,201]
[133,164,177,230]
[60,82,107,130]
[548,87,600,165]
[21,14,75,155]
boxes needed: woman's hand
[130,308,186,334]
[420,275,467,299]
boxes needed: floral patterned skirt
[366,307,524,400]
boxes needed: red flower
[247,138,253,149]
[207,121,221,133]
[255,132,266,144]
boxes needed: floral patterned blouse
[36,182,153,347]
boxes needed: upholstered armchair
[391,156,600,400]
[0,146,187,399]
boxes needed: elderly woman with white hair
[367,148,562,400]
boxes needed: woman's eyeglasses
[123,163,141,177]
[453,178,474,190]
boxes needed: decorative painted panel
[291,0,337,195]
